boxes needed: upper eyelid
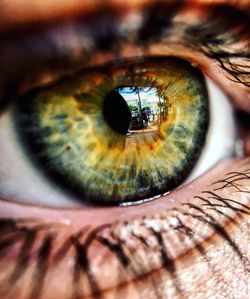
[0,3,249,89]
[0,2,248,47]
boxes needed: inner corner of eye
[0,56,237,208]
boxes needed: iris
[15,57,209,205]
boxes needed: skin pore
[0,0,249,298]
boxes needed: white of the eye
[186,76,237,183]
[0,109,82,207]
[0,77,237,208]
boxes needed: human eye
[0,1,249,299]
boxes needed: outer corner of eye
[0,56,238,208]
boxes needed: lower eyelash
[0,161,249,298]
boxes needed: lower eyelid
[0,157,249,298]
[0,158,249,225]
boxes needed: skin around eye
[0,1,249,299]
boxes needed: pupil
[103,86,163,135]
[103,89,132,135]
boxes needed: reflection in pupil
[103,89,131,135]
[104,86,167,136]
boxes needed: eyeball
[0,57,237,207]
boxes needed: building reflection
[117,86,167,136]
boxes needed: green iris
[14,57,209,205]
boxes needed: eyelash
[0,162,249,297]
[209,52,250,87]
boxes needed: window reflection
[118,86,167,135]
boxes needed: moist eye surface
[14,57,209,205]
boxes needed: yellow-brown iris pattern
[15,57,209,204]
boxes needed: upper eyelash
[208,53,250,87]
[0,162,250,298]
